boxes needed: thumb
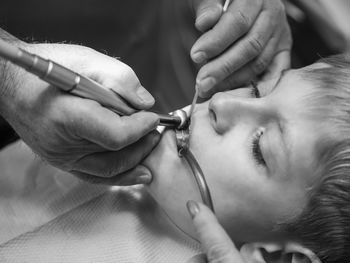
[71,165,153,186]
[193,0,223,32]
[187,201,244,263]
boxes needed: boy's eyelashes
[250,81,261,98]
[251,127,267,167]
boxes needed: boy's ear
[240,242,322,263]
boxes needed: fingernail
[192,51,207,64]
[187,200,200,218]
[195,13,207,28]
[137,173,152,184]
[137,87,155,105]
[197,77,216,96]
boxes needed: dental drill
[0,39,185,129]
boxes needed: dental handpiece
[0,39,184,129]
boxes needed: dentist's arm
[0,28,160,185]
[190,0,292,98]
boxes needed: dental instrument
[176,0,231,203]
[188,87,199,122]
[223,0,231,12]
[173,109,214,212]
[0,39,184,129]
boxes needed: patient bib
[0,142,202,263]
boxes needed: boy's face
[143,67,324,243]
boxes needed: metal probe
[188,87,199,121]
[0,39,183,129]
[174,108,215,212]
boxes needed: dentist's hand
[0,42,160,185]
[191,0,292,98]
[187,200,247,263]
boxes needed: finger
[191,0,263,64]
[204,34,281,96]
[262,50,291,81]
[196,10,274,97]
[192,0,223,33]
[187,201,243,263]
[72,102,159,151]
[72,130,160,177]
[72,165,153,185]
[88,58,155,110]
[186,254,207,263]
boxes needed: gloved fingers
[207,33,282,95]
[187,201,243,263]
[72,165,153,185]
[191,0,263,64]
[86,57,155,110]
[71,102,159,151]
[192,0,223,33]
[71,130,160,178]
[196,9,274,98]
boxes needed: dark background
[0,0,162,89]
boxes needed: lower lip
[162,129,178,153]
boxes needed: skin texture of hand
[190,0,292,98]
[0,42,160,185]
[187,201,246,263]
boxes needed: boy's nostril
[209,108,217,123]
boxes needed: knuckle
[106,132,124,150]
[117,65,140,90]
[119,64,136,80]
[74,100,97,118]
[207,243,233,263]
[198,4,214,16]
[70,103,94,129]
[221,59,234,77]
[38,131,64,156]
[252,57,269,74]
[246,35,264,56]
[234,11,250,32]
[108,140,122,151]
[275,0,286,13]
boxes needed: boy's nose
[208,92,266,134]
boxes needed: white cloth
[0,142,202,262]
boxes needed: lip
[162,128,178,153]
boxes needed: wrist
[0,29,29,118]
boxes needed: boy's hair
[283,55,350,263]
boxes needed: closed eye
[252,131,266,167]
[250,81,261,98]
